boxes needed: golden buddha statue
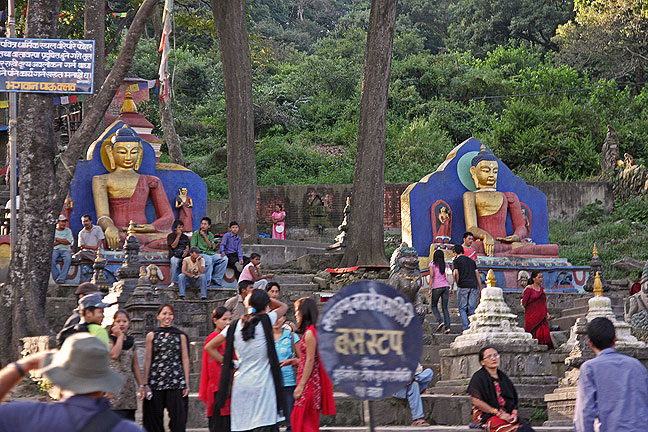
[462,146,558,257]
[92,126,174,250]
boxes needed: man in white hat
[51,214,73,284]
[0,333,143,431]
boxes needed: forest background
[48,0,645,197]
[51,0,648,276]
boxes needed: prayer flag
[158,0,173,102]
[60,96,69,105]
[0,100,8,108]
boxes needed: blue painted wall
[68,121,207,236]
[405,138,550,258]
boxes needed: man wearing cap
[58,293,112,348]
[62,282,100,329]
[51,215,74,284]
[0,333,143,431]
[178,246,208,299]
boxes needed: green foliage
[576,200,606,225]
[105,0,648,200]
[551,196,648,280]
[446,0,574,56]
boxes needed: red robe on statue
[522,285,554,349]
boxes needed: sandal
[411,418,430,427]
[444,329,451,334]
[435,323,445,332]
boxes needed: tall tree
[555,0,648,85]
[0,0,160,365]
[83,0,105,142]
[210,0,258,242]
[153,5,185,166]
[340,0,398,267]
[446,0,574,56]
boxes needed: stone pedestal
[545,297,648,425]
[90,250,111,292]
[125,271,162,345]
[434,282,557,412]
[104,231,142,310]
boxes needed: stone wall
[206,181,613,231]
[530,181,613,220]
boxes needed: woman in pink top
[272,204,286,240]
[428,249,452,334]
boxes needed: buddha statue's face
[110,140,142,170]
[469,160,498,189]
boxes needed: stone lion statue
[388,245,426,319]
[625,259,648,342]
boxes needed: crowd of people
[51,207,288,290]
[23,219,645,432]
[430,231,555,350]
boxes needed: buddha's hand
[496,235,520,243]
[105,225,120,250]
[483,235,495,256]
[132,223,156,233]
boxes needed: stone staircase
[41,259,592,431]
[551,294,625,331]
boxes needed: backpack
[56,323,90,348]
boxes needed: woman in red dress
[199,306,232,432]
[521,271,554,349]
[291,298,335,432]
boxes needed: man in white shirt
[73,214,104,261]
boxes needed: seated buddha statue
[462,146,559,257]
[92,126,175,250]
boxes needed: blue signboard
[0,38,94,94]
[318,281,423,400]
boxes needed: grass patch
[550,198,648,280]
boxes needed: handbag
[275,223,284,233]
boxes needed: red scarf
[198,331,231,417]
[310,325,336,415]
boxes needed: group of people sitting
[51,213,270,301]
[167,218,274,299]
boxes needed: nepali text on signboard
[318,281,423,400]
[0,38,95,94]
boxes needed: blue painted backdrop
[405,138,550,258]
[68,121,207,236]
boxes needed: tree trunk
[153,7,185,166]
[83,0,106,141]
[339,0,397,267]
[0,0,160,365]
[160,100,185,165]
[210,0,258,243]
[0,0,61,365]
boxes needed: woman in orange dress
[521,271,554,349]
[291,298,335,432]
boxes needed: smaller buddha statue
[92,126,175,250]
[174,187,193,232]
[462,145,558,257]
[436,206,451,238]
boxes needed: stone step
[552,307,624,331]
[571,295,623,308]
[186,393,473,429]
[273,273,316,284]
[241,244,328,266]
[259,238,330,249]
